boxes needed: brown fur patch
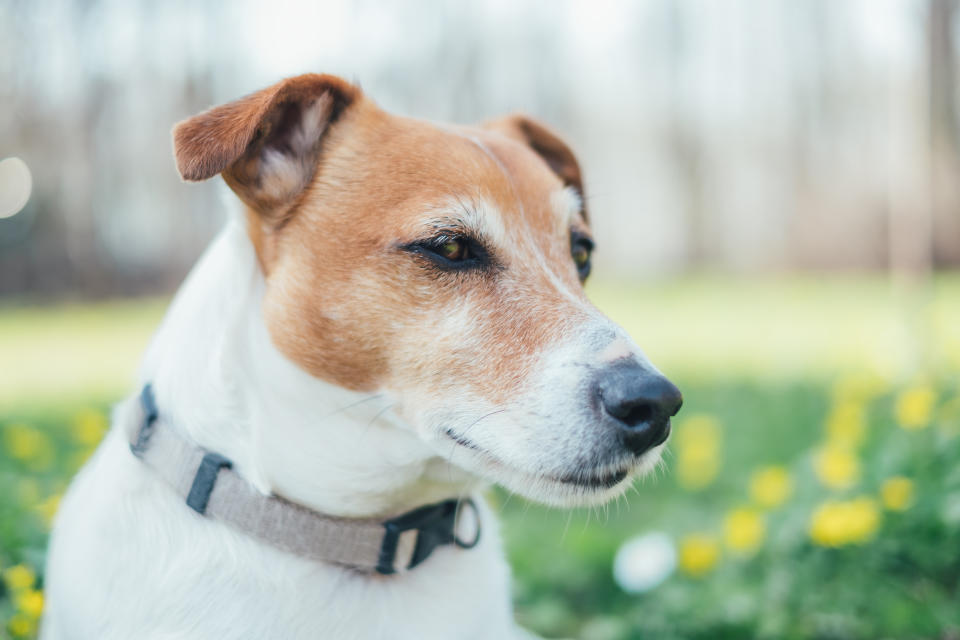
[174,74,593,403]
[173,74,358,218]
[261,106,592,399]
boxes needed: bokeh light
[0,158,32,220]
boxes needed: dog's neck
[138,217,479,518]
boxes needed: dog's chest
[45,432,518,639]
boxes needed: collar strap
[129,384,480,575]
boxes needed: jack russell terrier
[43,73,682,639]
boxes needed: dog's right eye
[570,231,594,281]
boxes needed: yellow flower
[831,372,888,403]
[881,476,914,512]
[809,497,881,547]
[2,423,54,471]
[749,466,793,508]
[674,415,722,490]
[814,445,860,490]
[8,613,36,638]
[723,507,766,554]
[678,534,720,576]
[71,409,108,446]
[3,564,36,592]
[895,386,936,430]
[825,400,867,448]
[35,493,62,528]
[15,589,44,619]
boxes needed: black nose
[596,362,683,455]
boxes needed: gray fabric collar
[129,384,480,575]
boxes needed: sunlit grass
[587,273,960,382]
[2,275,958,411]
[0,298,167,410]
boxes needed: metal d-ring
[453,498,481,549]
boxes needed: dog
[42,73,682,639]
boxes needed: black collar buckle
[131,383,159,457]
[376,498,480,574]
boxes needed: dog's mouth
[443,428,631,491]
[555,467,629,489]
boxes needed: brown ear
[483,114,585,196]
[173,73,359,215]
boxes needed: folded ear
[173,73,359,216]
[483,114,585,197]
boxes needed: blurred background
[1,1,958,638]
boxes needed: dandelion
[813,445,860,490]
[8,613,36,638]
[678,534,720,576]
[895,386,936,430]
[612,532,676,593]
[809,497,881,547]
[675,414,722,490]
[749,466,793,508]
[831,372,888,403]
[15,588,44,619]
[881,476,914,512]
[71,408,108,446]
[723,507,766,554]
[3,564,36,591]
[34,493,62,528]
[2,423,54,471]
[825,400,867,448]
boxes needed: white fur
[42,221,517,639]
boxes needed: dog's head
[174,74,681,506]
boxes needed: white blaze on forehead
[420,196,509,250]
[550,185,583,234]
[468,196,509,249]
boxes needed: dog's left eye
[571,233,594,280]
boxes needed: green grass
[1,276,959,638]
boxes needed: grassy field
[1,276,959,638]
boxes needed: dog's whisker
[357,403,397,447]
[457,409,508,438]
[324,393,385,419]
[560,509,574,544]
[499,489,515,513]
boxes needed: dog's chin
[505,446,665,508]
[440,435,666,508]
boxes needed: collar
[129,384,480,575]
